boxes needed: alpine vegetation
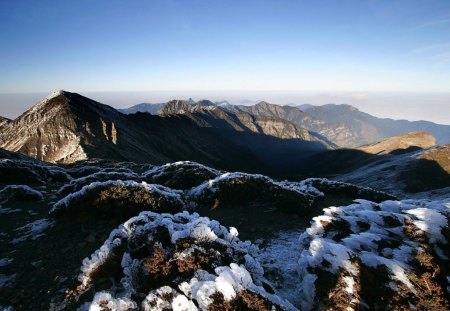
[296,199,450,310]
[50,180,184,220]
[69,211,295,310]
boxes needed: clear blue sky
[1,0,450,93]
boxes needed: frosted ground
[0,160,449,310]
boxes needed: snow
[78,291,137,311]
[171,293,198,311]
[188,171,315,201]
[142,286,198,311]
[180,263,296,310]
[78,211,294,310]
[0,207,21,215]
[229,227,239,238]
[142,161,221,180]
[256,230,303,307]
[11,219,54,244]
[0,258,13,267]
[405,207,447,243]
[51,180,184,215]
[295,198,450,310]
[359,252,415,292]
[0,185,44,202]
[79,211,260,287]
[56,170,140,195]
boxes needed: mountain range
[1,90,449,193]
[0,91,330,173]
[121,100,450,147]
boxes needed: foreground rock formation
[0,155,448,310]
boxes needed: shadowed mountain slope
[0,91,332,173]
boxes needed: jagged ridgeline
[0,91,334,174]
[1,155,448,310]
[2,91,450,183]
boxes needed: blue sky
[1,0,450,93]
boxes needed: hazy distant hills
[121,100,450,148]
[118,102,165,115]
[0,91,330,172]
[232,102,450,147]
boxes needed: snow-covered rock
[296,198,450,310]
[73,211,295,310]
[50,180,184,220]
[0,185,43,203]
[188,172,315,213]
[56,170,140,196]
[142,161,222,190]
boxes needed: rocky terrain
[0,91,331,173]
[0,150,449,310]
[0,116,10,128]
[1,91,450,310]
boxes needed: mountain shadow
[289,144,450,195]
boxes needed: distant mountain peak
[47,89,65,99]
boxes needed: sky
[0,0,450,123]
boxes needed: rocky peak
[160,99,194,114]
[160,99,217,115]
[0,91,124,163]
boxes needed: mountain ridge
[228,101,450,147]
[0,91,331,173]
